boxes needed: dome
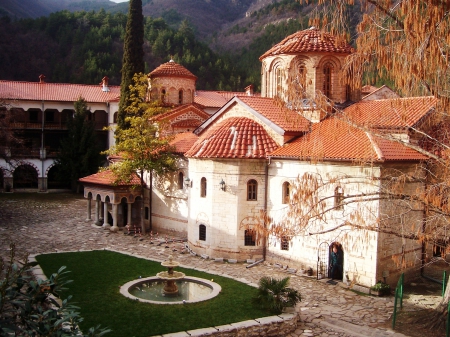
[259,27,354,60]
[149,60,197,80]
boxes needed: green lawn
[36,250,268,337]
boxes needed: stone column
[102,201,110,230]
[111,204,119,232]
[95,200,100,225]
[127,203,132,226]
[85,198,92,222]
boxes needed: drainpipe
[421,161,429,277]
[40,100,45,192]
[263,157,272,260]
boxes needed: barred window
[244,229,256,246]
[281,236,290,251]
[334,186,344,210]
[199,224,206,241]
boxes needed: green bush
[253,276,301,314]
[0,243,110,337]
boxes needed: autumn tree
[117,0,145,132]
[56,97,104,193]
[104,73,177,234]
[270,0,450,331]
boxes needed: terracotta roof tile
[269,117,428,161]
[344,96,436,129]
[79,170,141,186]
[194,91,229,108]
[260,27,353,60]
[154,103,210,122]
[238,96,310,132]
[170,132,199,154]
[0,80,120,102]
[149,60,197,80]
[186,117,278,159]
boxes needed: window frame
[199,224,206,241]
[177,172,184,190]
[244,229,256,246]
[281,236,290,251]
[282,181,291,204]
[247,179,257,201]
[323,62,333,98]
[200,177,207,198]
[334,186,344,210]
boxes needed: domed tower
[149,59,197,105]
[260,27,355,108]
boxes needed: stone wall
[150,313,298,337]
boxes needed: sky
[110,0,129,3]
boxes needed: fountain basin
[120,276,221,304]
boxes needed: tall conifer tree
[117,0,145,132]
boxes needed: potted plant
[370,281,390,296]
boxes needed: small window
[177,172,184,189]
[161,89,166,103]
[323,63,333,98]
[276,67,282,96]
[199,224,206,241]
[244,229,256,246]
[200,177,207,197]
[144,207,149,220]
[282,181,290,204]
[113,112,118,123]
[178,90,183,104]
[247,179,257,200]
[334,186,344,210]
[281,236,290,251]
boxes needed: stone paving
[0,193,415,337]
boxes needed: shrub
[0,243,110,336]
[253,276,301,314]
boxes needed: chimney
[245,84,254,96]
[101,76,110,92]
[39,74,46,83]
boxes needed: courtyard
[0,192,444,337]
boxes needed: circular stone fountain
[120,256,221,305]
[156,255,185,296]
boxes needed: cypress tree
[117,0,145,132]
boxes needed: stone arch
[239,216,260,246]
[316,56,342,101]
[289,56,310,98]
[13,163,39,188]
[196,212,210,226]
[46,163,71,189]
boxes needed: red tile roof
[186,117,278,159]
[169,132,199,154]
[154,103,210,122]
[194,91,229,108]
[269,116,428,162]
[344,96,436,129]
[260,27,353,60]
[238,96,310,133]
[0,80,120,102]
[149,60,197,80]
[79,170,141,186]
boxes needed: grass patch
[36,250,268,337]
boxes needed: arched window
[334,186,344,210]
[282,182,291,204]
[244,229,256,246]
[161,89,166,103]
[177,172,184,189]
[178,90,183,104]
[276,67,282,96]
[199,224,206,241]
[323,63,333,98]
[200,177,207,197]
[247,179,257,200]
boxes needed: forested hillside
[0,10,249,91]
